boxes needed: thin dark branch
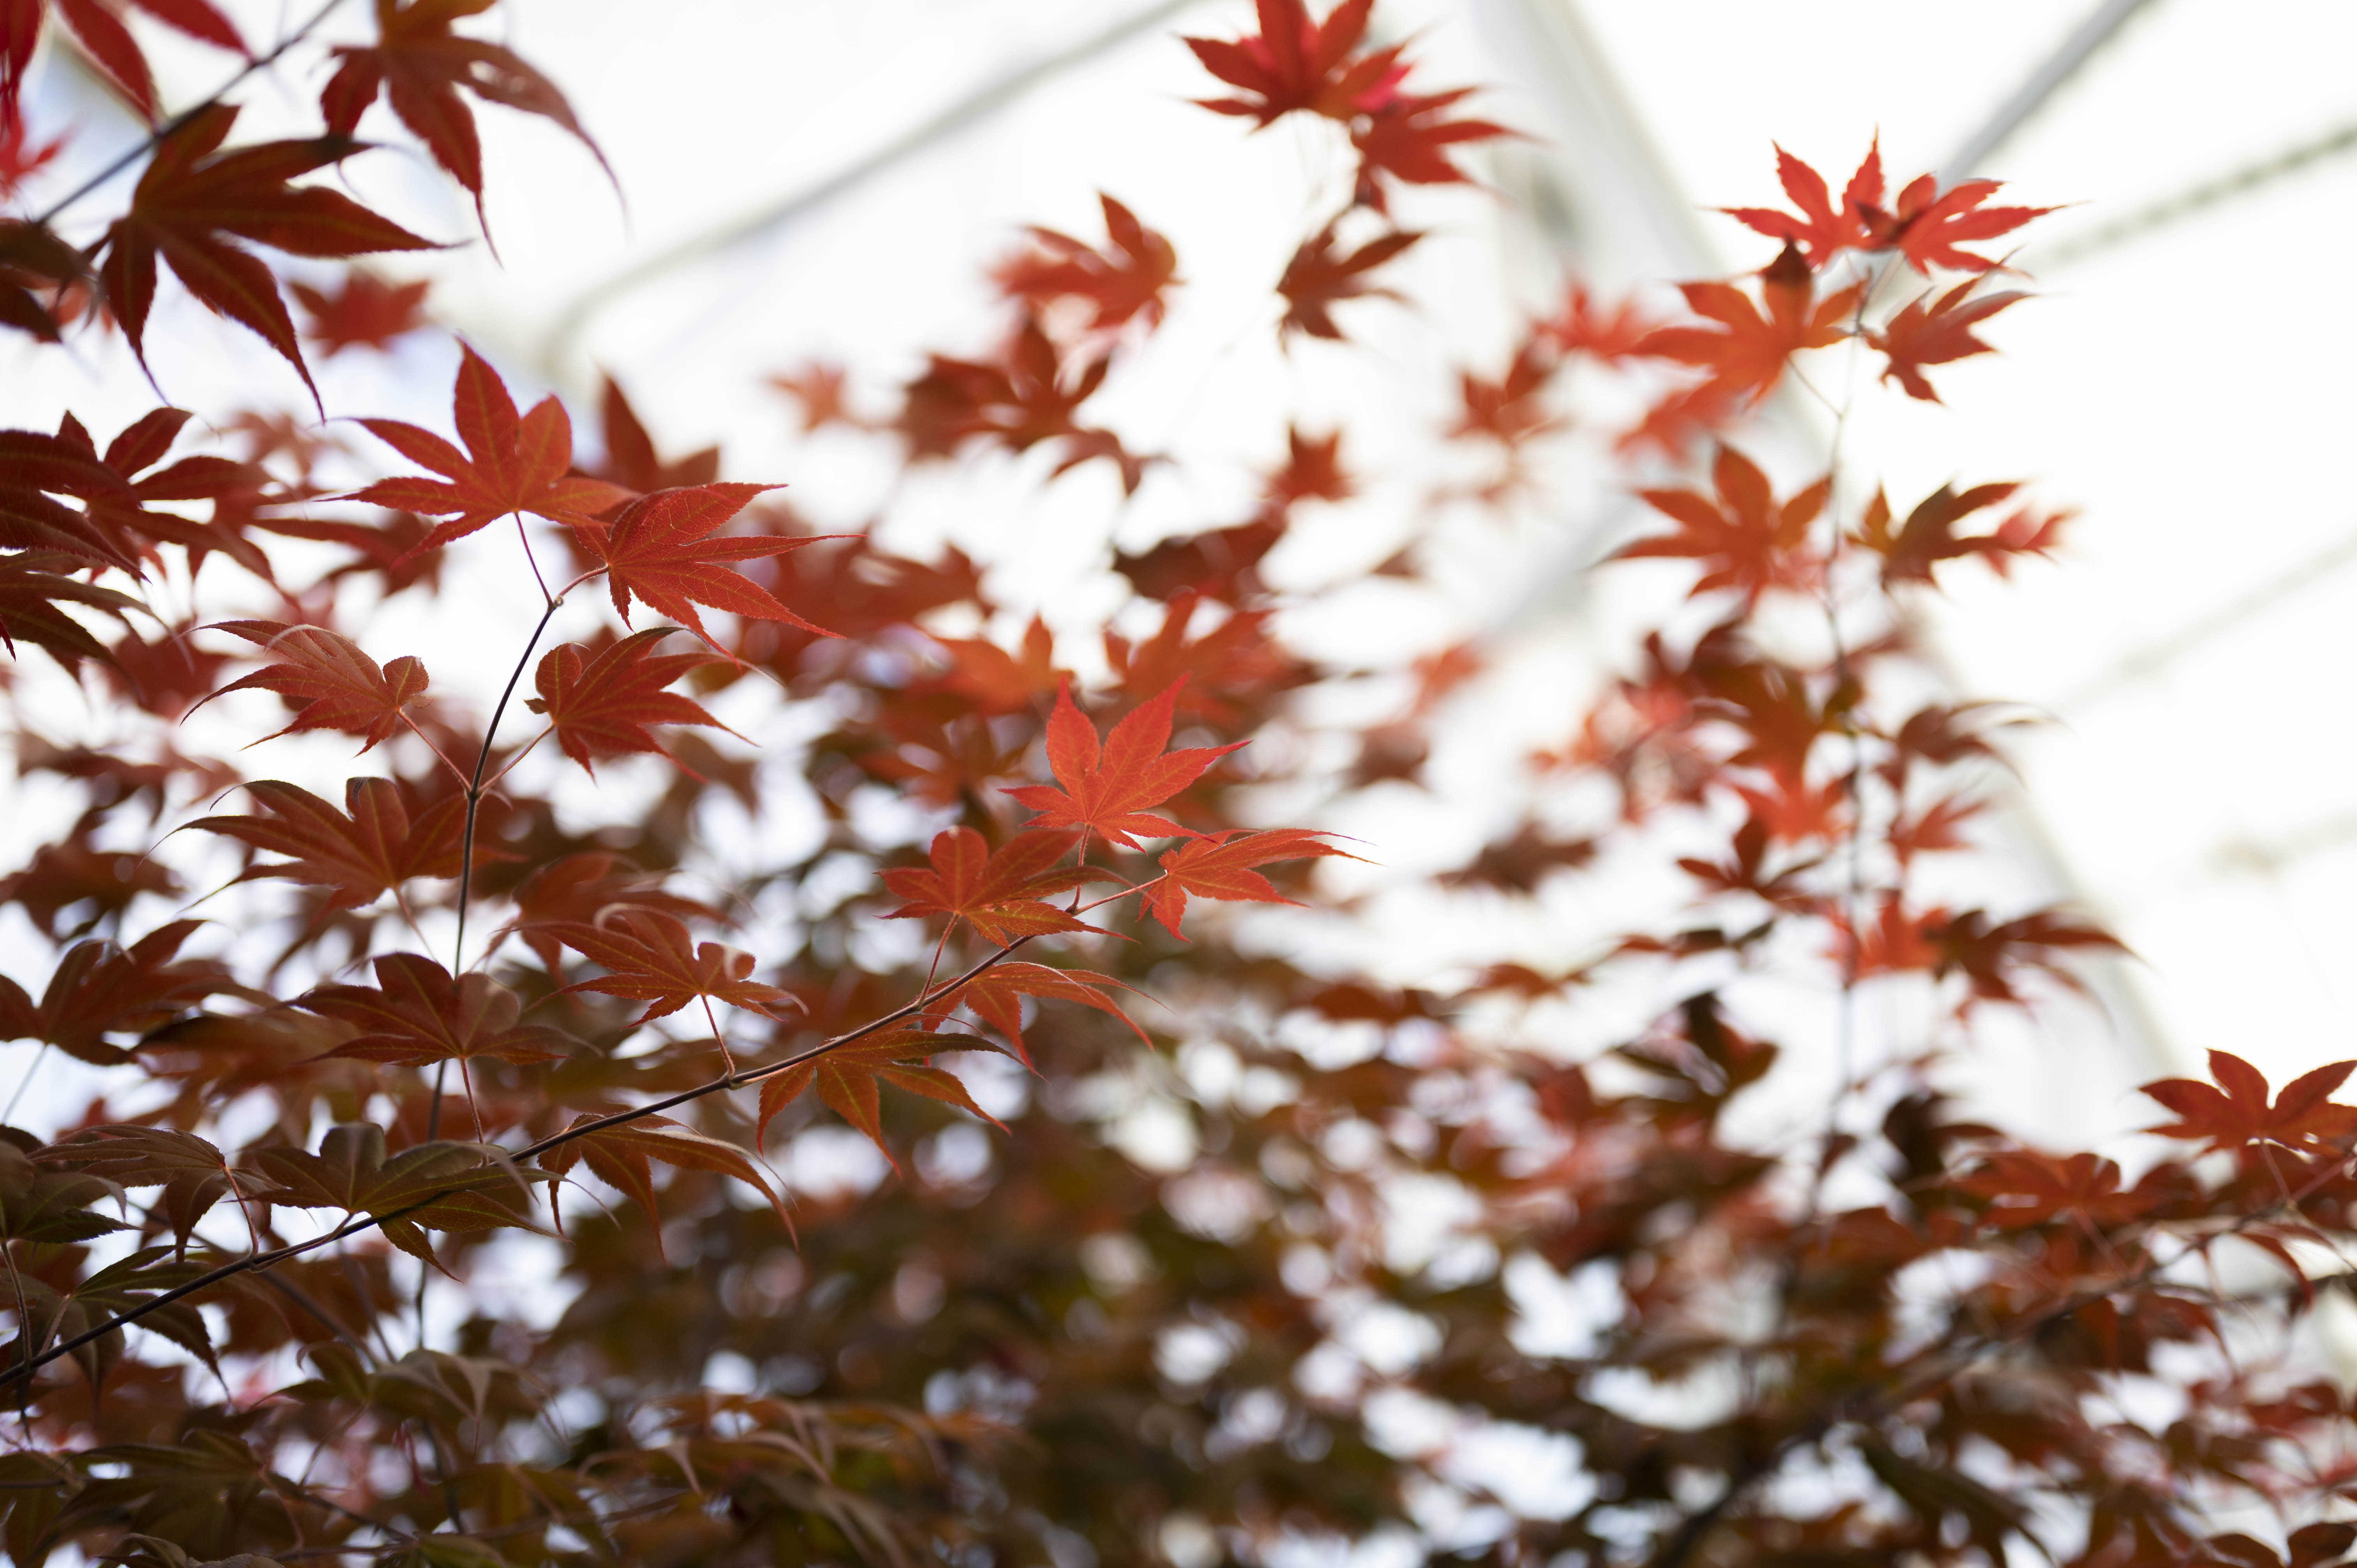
[0,931,1065,1386]
[29,0,352,231]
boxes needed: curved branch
[0,927,1078,1386]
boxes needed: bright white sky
[5,0,2355,1132]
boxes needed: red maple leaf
[1869,279,2027,403]
[1547,282,1657,363]
[897,319,1150,493]
[494,851,717,976]
[39,0,242,122]
[1852,482,2068,588]
[1004,679,1244,850]
[1925,906,2122,1009]
[1636,244,1862,411]
[930,614,1062,714]
[48,405,268,576]
[880,827,1108,947]
[0,919,243,1065]
[95,104,437,400]
[958,961,1147,1067]
[302,952,571,1068]
[200,619,429,752]
[549,909,797,1029]
[290,272,431,357]
[525,627,737,775]
[754,1028,1007,1165]
[572,483,834,650]
[995,193,1180,335]
[0,109,64,198]
[1183,0,1398,125]
[191,777,477,909]
[769,362,860,434]
[348,343,634,553]
[1277,221,1421,342]
[0,217,84,344]
[1723,141,1887,267]
[320,0,608,231]
[1887,173,2054,274]
[1139,828,1354,938]
[1103,593,1299,726]
[0,553,142,670]
[1350,86,1512,201]
[590,376,719,493]
[1617,445,1830,607]
[540,1114,788,1236]
[2143,1051,2357,1157]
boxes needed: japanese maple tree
[0,3,2345,1567]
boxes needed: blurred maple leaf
[1870,278,2026,403]
[1184,0,1395,124]
[1618,445,1829,607]
[33,0,242,122]
[996,193,1179,335]
[1852,481,2069,588]
[1636,244,1860,412]
[1277,220,1420,342]
[290,272,431,357]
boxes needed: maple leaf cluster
[0,5,2340,1568]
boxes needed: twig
[0,924,1094,1386]
[29,0,352,231]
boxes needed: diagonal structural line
[536,0,1203,373]
[2059,524,2357,712]
[2036,120,2357,268]
[1938,0,2164,179]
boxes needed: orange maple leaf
[1618,446,1830,607]
[1004,678,1244,850]
[1139,828,1354,939]
[879,827,1109,947]
[549,909,797,1029]
[1869,279,2027,403]
[1636,244,1861,411]
[572,483,835,651]
[349,343,633,553]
